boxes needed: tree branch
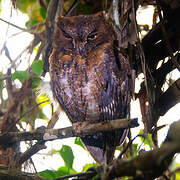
[73,118,138,135]
[103,142,176,180]
[0,118,138,146]
[43,0,59,75]
[0,117,180,179]
[65,0,79,16]
[64,120,180,180]
[152,53,180,89]
[152,78,180,126]
[141,7,180,68]
[102,120,180,180]
[112,0,120,28]
[0,17,27,32]
[0,165,44,180]
[15,141,47,167]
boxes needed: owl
[49,12,132,164]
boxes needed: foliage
[139,129,153,149]
[16,0,47,28]
[39,169,63,179]
[0,0,179,179]
[12,70,31,83]
[0,0,1,14]
[59,145,74,169]
[39,145,78,179]
[74,137,85,150]
[31,60,44,76]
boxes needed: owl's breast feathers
[50,17,132,163]
[50,42,130,123]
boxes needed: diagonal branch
[152,78,180,126]
[141,7,180,68]
[15,141,47,167]
[0,17,27,32]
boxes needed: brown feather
[49,12,132,164]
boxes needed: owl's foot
[72,121,92,135]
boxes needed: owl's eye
[63,32,72,39]
[61,28,72,39]
[87,33,97,40]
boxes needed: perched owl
[49,12,132,164]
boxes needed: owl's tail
[82,129,127,164]
[104,129,127,164]
[104,144,116,164]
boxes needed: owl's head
[53,12,116,57]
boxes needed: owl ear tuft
[56,16,64,23]
[55,16,65,28]
[95,11,105,17]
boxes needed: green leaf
[57,166,77,177]
[20,117,26,122]
[59,145,74,169]
[142,133,152,148]
[175,172,180,180]
[39,168,77,180]
[31,60,44,76]
[139,129,152,148]
[12,70,30,83]
[38,108,48,120]
[133,144,138,156]
[116,146,122,151]
[36,94,50,108]
[39,169,60,179]
[77,3,93,14]
[32,77,41,89]
[0,72,3,92]
[83,163,97,171]
[17,0,36,13]
[74,137,85,150]
[40,7,46,19]
[147,133,153,148]
[25,19,40,28]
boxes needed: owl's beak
[78,46,84,56]
[73,39,86,56]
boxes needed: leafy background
[0,0,180,179]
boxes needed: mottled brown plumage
[49,12,132,164]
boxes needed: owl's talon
[73,121,90,134]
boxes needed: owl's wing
[81,48,131,164]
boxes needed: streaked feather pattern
[49,12,132,164]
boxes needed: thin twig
[29,157,37,174]
[156,1,180,70]
[65,0,79,16]
[0,17,45,35]
[6,100,49,132]
[0,75,11,81]
[132,0,156,133]
[54,171,96,180]
[169,167,180,177]
[112,0,121,29]
[0,17,27,32]
[56,0,64,17]
[118,134,141,159]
